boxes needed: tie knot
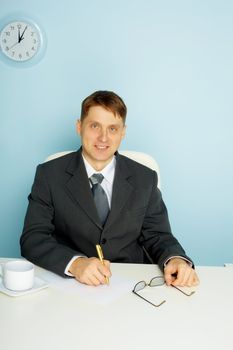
[90,173,104,186]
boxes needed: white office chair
[45,150,161,189]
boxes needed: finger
[164,264,178,285]
[176,270,200,289]
[173,266,197,287]
[185,270,200,287]
[74,257,111,285]
[164,262,177,274]
[164,271,176,285]
[81,274,101,286]
[74,259,102,284]
[172,265,191,286]
[79,267,105,286]
[185,269,200,287]
[86,261,109,284]
[95,268,109,284]
[103,259,111,270]
[95,259,111,276]
[185,271,195,287]
[87,273,103,286]
[101,260,112,277]
[192,272,200,286]
[95,267,110,285]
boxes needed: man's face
[77,105,126,170]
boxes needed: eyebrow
[88,120,122,127]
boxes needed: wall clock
[0,16,46,67]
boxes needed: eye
[90,122,99,129]
[109,126,118,133]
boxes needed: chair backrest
[45,150,161,189]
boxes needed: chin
[93,148,114,158]
[95,155,112,162]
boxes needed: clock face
[0,20,41,62]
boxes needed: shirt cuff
[164,256,192,268]
[64,255,85,276]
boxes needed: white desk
[0,259,232,350]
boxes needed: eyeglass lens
[150,276,165,287]
[133,276,165,293]
[134,281,146,293]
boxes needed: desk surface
[0,259,232,350]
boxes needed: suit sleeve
[140,172,193,270]
[20,164,80,276]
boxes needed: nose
[98,128,108,142]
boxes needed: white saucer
[0,276,49,297]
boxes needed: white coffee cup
[0,260,34,291]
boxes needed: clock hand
[9,41,20,50]
[19,25,28,42]
[9,35,25,50]
[18,28,21,43]
[7,27,23,50]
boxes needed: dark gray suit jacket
[20,148,192,276]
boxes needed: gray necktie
[90,173,110,225]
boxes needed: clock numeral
[31,46,35,51]
[26,51,30,57]
[19,53,22,59]
[33,39,37,44]
[31,31,35,36]
[5,31,10,36]
[3,38,7,43]
[11,51,15,57]
[10,26,15,30]
[5,46,9,51]
[17,24,21,29]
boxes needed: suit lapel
[104,155,133,230]
[64,150,134,230]
[65,150,102,229]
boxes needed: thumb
[164,264,176,285]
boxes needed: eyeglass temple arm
[171,285,195,296]
[132,290,166,307]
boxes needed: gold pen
[96,244,109,285]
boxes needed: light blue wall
[1,0,232,265]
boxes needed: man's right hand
[68,257,111,286]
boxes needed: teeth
[96,146,107,149]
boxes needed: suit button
[101,238,107,244]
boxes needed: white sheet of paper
[39,269,136,305]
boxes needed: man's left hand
[164,258,199,287]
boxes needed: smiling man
[77,104,126,171]
[20,90,199,287]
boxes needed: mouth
[95,145,109,150]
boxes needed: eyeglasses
[132,276,166,307]
[132,276,195,308]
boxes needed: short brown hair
[80,90,127,124]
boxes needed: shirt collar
[82,154,116,185]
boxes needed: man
[20,90,199,287]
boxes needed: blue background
[1,0,232,265]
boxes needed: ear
[76,119,82,135]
